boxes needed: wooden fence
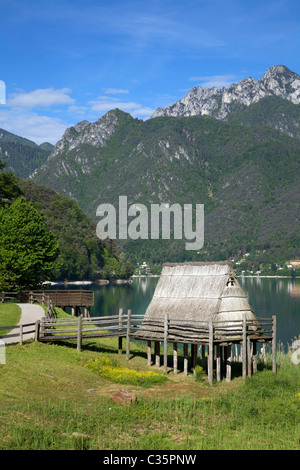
[36,311,276,384]
[0,322,40,344]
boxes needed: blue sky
[1,0,300,144]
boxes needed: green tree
[0,197,60,290]
[0,161,22,206]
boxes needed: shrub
[193,365,206,382]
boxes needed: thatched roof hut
[135,261,258,341]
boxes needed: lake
[53,276,300,349]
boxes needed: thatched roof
[136,262,258,341]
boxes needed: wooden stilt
[164,314,168,373]
[226,344,232,382]
[223,345,227,377]
[242,314,247,381]
[262,343,266,363]
[183,343,188,375]
[147,341,151,366]
[208,320,214,386]
[253,341,257,373]
[202,345,206,370]
[247,337,252,377]
[191,344,197,372]
[216,345,221,381]
[155,341,160,367]
[173,343,178,374]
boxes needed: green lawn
[0,319,299,450]
[0,303,21,335]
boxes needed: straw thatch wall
[136,261,259,340]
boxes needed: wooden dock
[1,290,94,318]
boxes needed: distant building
[289,260,300,268]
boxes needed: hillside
[17,178,134,281]
[0,128,53,178]
[32,108,300,266]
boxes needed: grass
[0,304,299,450]
[0,303,21,335]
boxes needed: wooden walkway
[36,309,276,384]
[1,290,94,318]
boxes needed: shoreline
[45,274,300,285]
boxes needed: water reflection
[51,276,299,347]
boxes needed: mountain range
[152,65,300,121]
[1,65,300,267]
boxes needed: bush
[193,365,206,382]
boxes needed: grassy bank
[0,303,21,335]
[0,315,299,450]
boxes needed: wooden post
[262,343,266,363]
[192,344,197,372]
[173,343,178,374]
[77,314,83,352]
[183,343,188,376]
[118,308,123,355]
[147,341,151,366]
[35,320,40,342]
[247,337,252,377]
[155,341,160,367]
[201,345,206,370]
[216,345,221,381]
[164,314,168,373]
[19,324,23,345]
[126,309,131,360]
[208,319,214,386]
[226,344,232,382]
[71,307,75,316]
[253,340,257,374]
[272,315,277,374]
[242,314,247,381]
[223,346,227,377]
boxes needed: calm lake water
[53,276,300,348]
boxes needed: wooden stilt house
[134,262,274,383]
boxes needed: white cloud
[189,74,237,89]
[102,88,129,95]
[88,96,154,119]
[0,85,155,145]
[0,109,70,144]
[8,87,74,108]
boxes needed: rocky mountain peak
[48,109,121,159]
[151,65,300,120]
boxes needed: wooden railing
[27,290,94,307]
[1,290,94,307]
[37,312,277,385]
[0,322,40,344]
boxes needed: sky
[1,0,300,144]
